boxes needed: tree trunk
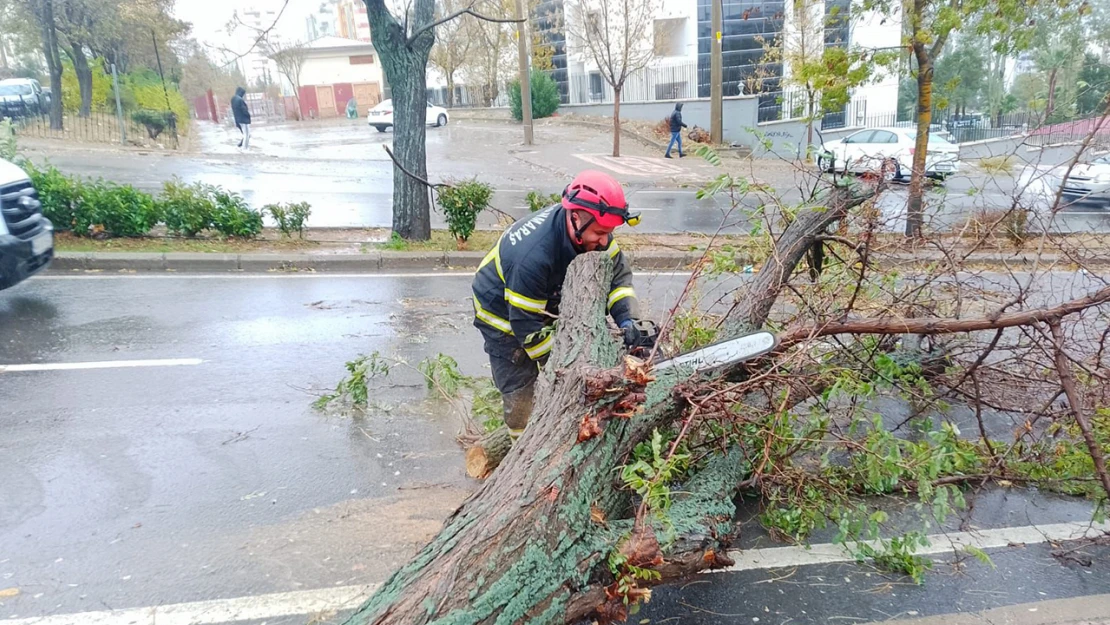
[465,428,512,479]
[69,42,93,118]
[37,0,64,130]
[1046,68,1059,120]
[612,86,621,157]
[446,71,455,109]
[364,0,434,241]
[907,43,932,239]
[340,187,872,625]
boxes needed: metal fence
[10,110,179,147]
[428,83,512,109]
[565,62,701,105]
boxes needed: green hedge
[24,164,270,239]
[509,71,560,122]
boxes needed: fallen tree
[337,174,1110,623]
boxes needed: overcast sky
[174,0,319,50]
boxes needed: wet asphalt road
[21,119,1110,234]
[1,271,1108,625]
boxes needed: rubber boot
[502,383,535,441]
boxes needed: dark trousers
[484,334,539,437]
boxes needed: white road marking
[2,521,1104,625]
[575,153,684,176]
[720,520,1110,573]
[0,358,203,373]
[0,584,378,625]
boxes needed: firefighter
[471,170,657,439]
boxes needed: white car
[367,99,449,132]
[819,127,961,181]
[1017,154,1110,208]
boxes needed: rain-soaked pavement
[1,270,1108,625]
[19,118,1110,234]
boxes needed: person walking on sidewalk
[665,102,687,158]
[231,87,252,151]
[471,170,657,440]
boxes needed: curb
[47,249,1104,275]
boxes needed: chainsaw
[624,320,778,374]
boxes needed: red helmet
[561,170,640,228]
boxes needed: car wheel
[373,125,387,133]
[436,114,447,127]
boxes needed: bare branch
[407,7,523,46]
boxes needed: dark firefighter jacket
[471,204,640,361]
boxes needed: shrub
[525,190,560,212]
[210,188,263,238]
[24,162,83,231]
[160,179,215,237]
[263,201,313,238]
[509,70,560,121]
[437,179,494,248]
[131,109,176,140]
[61,58,112,113]
[0,118,17,161]
[79,181,159,237]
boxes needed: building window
[349,55,375,64]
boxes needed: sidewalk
[857,594,1110,625]
[47,247,1104,274]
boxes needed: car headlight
[1094,173,1110,184]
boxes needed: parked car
[1017,154,1110,208]
[0,157,53,291]
[0,78,45,118]
[367,99,449,132]
[819,127,961,181]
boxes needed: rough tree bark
[32,0,64,130]
[341,188,870,625]
[67,42,93,117]
[364,0,434,241]
[340,182,1110,623]
[907,45,932,239]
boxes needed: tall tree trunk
[364,0,434,241]
[68,42,93,118]
[612,86,621,157]
[446,71,455,109]
[36,0,64,130]
[1046,68,1059,120]
[907,43,932,239]
[340,187,873,625]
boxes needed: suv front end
[0,159,53,291]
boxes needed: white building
[283,36,385,118]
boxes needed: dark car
[0,157,53,291]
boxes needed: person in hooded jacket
[665,102,687,158]
[231,87,252,151]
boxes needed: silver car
[1058,155,1110,205]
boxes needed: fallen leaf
[591,506,607,524]
[0,588,19,598]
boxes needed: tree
[567,0,662,157]
[365,0,519,240]
[1031,22,1084,122]
[428,0,474,108]
[264,38,308,115]
[933,39,986,117]
[179,42,247,102]
[331,164,1110,623]
[1077,53,1110,116]
[463,0,515,106]
[776,0,875,154]
[865,0,1060,237]
[26,0,64,130]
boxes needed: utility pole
[515,0,533,145]
[710,0,723,144]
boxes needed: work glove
[621,319,659,353]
